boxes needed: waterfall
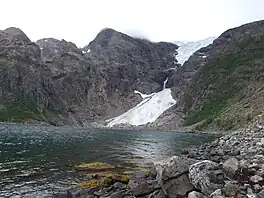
[163,77,168,90]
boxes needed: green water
[0,123,217,197]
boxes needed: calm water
[0,124,217,197]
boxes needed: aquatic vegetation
[74,162,116,171]
[120,174,129,184]
[76,179,100,188]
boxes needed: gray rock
[113,182,127,190]
[128,179,160,197]
[222,181,239,197]
[210,189,222,197]
[147,190,166,198]
[253,184,262,193]
[250,175,263,184]
[162,174,193,198]
[108,191,123,198]
[155,156,196,182]
[258,189,264,198]
[155,156,196,198]
[189,160,224,195]
[188,191,206,198]
[223,158,239,178]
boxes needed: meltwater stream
[0,124,217,197]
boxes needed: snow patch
[134,90,155,99]
[175,37,216,65]
[107,88,176,127]
[82,49,91,54]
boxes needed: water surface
[0,124,217,197]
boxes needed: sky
[1,0,264,47]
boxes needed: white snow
[134,90,155,99]
[175,37,216,65]
[107,88,176,127]
[82,49,91,54]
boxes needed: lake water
[0,124,217,197]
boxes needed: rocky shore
[55,115,264,198]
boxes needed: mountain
[2,20,264,131]
[0,27,178,125]
[157,20,264,131]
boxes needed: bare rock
[155,156,196,198]
[189,160,224,195]
[188,191,206,198]
[223,158,239,179]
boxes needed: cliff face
[0,27,178,125]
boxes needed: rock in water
[189,160,224,195]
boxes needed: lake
[0,124,217,197]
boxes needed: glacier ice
[175,37,216,65]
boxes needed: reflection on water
[0,124,217,197]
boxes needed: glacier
[175,37,216,65]
[107,80,176,127]
[107,37,217,128]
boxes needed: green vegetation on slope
[184,42,264,130]
[0,98,44,123]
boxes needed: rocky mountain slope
[0,27,178,125]
[2,20,264,131]
[156,20,264,131]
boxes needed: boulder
[109,191,123,198]
[209,189,222,197]
[223,158,239,178]
[155,156,196,198]
[127,179,160,197]
[222,181,240,197]
[258,189,264,198]
[147,190,166,198]
[188,191,206,198]
[250,175,263,184]
[189,160,224,195]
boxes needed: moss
[120,174,129,184]
[74,162,116,171]
[76,179,100,188]
[101,178,113,187]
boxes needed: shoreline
[55,115,264,198]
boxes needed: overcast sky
[1,0,264,47]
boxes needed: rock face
[0,27,178,125]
